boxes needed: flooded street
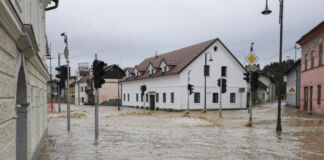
[37,103,324,160]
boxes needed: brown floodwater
[37,103,324,160]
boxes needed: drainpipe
[45,0,59,11]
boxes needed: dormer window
[151,69,154,74]
[163,66,167,72]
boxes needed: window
[163,93,166,103]
[204,65,210,76]
[151,69,154,74]
[311,50,315,68]
[221,66,227,77]
[156,93,159,102]
[141,94,143,102]
[146,93,148,102]
[320,44,323,65]
[171,92,174,103]
[305,53,308,70]
[213,93,219,103]
[82,97,84,103]
[128,94,130,101]
[136,93,138,102]
[318,85,322,105]
[164,66,167,72]
[81,86,83,92]
[194,92,200,103]
[230,93,236,103]
[123,94,126,101]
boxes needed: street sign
[245,53,259,65]
[64,46,69,59]
[239,88,245,93]
[287,86,296,93]
[284,75,287,82]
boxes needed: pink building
[297,21,324,116]
[99,64,125,105]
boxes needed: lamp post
[61,32,71,132]
[204,52,213,112]
[261,0,283,132]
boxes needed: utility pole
[58,53,61,112]
[94,54,99,139]
[187,70,191,110]
[61,32,70,132]
[219,77,223,118]
[249,72,253,122]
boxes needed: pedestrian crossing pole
[95,54,99,139]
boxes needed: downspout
[45,0,59,11]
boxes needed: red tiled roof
[121,38,218,82]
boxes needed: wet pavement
[37,103,324,160]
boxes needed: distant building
[297,21,324,115]
[99,64,125,104]
[76,75,91,105]
[256,73,276,103]
[285,60,301,108]
[121,38,248,110]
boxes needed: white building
[75,75,90,105]
[256,73,276,103]
[121,38,248,110]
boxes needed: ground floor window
[163,93,166,103]
[136,93,138,102]
[146,93,148,102]
[123,94,125,101]
[213,93,218,103]
[82,97,84,103]
[318,85,322,105]
[128,94,130,101]
[171,92,174,103]
[230,93,236,103]
[194,92,200,103]
[156,93,159,102]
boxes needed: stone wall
[0,25,17,160]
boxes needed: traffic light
[141,85,147,96]
[55,66,67,89]
[251,72,259,91]
[243,72,250,83]
[221,79,227,93]
[93,60,107,89]
[188,84,194,95]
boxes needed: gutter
[45,0,59,11]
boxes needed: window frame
[230,93,236,103]
[320,44,323,65]
[171,92,174,103]
[305,52,308,70]
[318,85,322,105]
[163,92,166,103]
[212,92,219,103]
[194,92,200,103]
[221,66,227,77]
[311,50,315,68]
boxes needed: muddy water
[37,103,324,160]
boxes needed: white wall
[179,40,248,109]
[122,40,248,110]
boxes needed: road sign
[287,86,296,93]
[64,46,69,59]
[245,53,259,65]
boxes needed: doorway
[304,87,308,111]
[310,86,313,112]
[149,95,155,110]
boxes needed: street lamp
[61,32,71,132]
[204,52,213,112]
[261,0,284,132]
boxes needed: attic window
[151,69,154,74]
[163,66,167,72]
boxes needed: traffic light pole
[249,72,252,122]
[187,70,191,111]
[58,53,61,112]
[94,54,99,139]
[67,58,70,132]
[219,77,223,118]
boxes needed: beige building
[0,0,58,160]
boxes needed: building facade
[257,73,276,103]
[121,38,248,110]
[298,21,324,115]
[0,0,58,159]
[285,60,301,108]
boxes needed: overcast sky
[45,0,324,75]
